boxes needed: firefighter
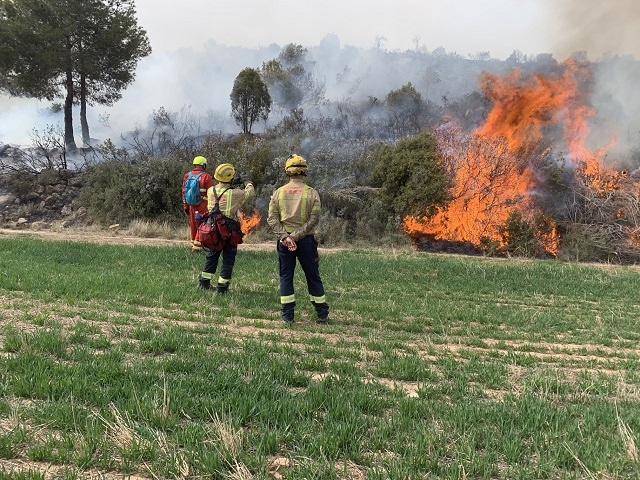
[182,156,214,252]
[198,163,255,293]
[267,154,329,324]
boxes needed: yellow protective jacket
[206,182,255,220]
[267,178,321,241]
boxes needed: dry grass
[617,402,638,462]
[125,218,188,240]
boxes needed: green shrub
[78,156,186,225]
[1,169,35,198]
[497,211,546,258]
[369,131,451,218]
[200,133,276,190]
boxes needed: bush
[496,211,561,258]
[1,168,36,198]
[557,223,640,264]
[315,214,348,246]
[369,131,451,218]
[497,211,544,258]
[78,155,186,226]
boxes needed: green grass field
[1,234,639,479]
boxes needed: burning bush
[404,58,640,263]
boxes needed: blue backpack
[184,171,204,205]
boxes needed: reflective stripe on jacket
[267,178,321,241]
[206,182,255,220]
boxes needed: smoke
[0,97,60,146]
[1,27,640,170]
[543,0,640,60]
[529,0,640,165]
[590,57,640,166]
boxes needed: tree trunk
[80,72,90,146]
[243,97,250,134]
[64,39,77,152]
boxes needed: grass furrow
[1,236,639,479]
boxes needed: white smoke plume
[543,0,640,60]
[535,0,640,165]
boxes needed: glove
[183,205,189,216]
[240,174,252,184]
[194,211,203,223]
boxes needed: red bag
[196,187,244,250]
[197,214,226,251]
[223,216,244,247]
[215,213,231,241]
[229,228,244,247]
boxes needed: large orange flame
[403,58,615,256]
[403,131,535,245]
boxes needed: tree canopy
[0,0,151,149]
[230,67,271,134]
[260,43,325,111]
[384,82,426,138]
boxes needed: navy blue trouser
[200,242,237,290]
[277,235,329,319]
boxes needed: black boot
[281,302,295,323]
[313,302,330,323]
[198,274,212,290]
[216,283,228,294]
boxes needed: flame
[239,210,261,234]
[403,132,535,245]
[535,214,561,257]
[404,58,616,255]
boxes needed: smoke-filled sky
[1,0,639,146]
[134,0,640,59]
[136,0,544,59]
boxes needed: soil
[0,227,276,249]
[0,226,356,255]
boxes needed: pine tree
[0,0,150,150]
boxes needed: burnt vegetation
[2,39,640,264]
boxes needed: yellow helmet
[214,163,236,183]
[193,156,207,166]
[285,154,307,176]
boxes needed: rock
[44,193,61,206]
[0,193,14,206]
[30,221,50,230]
[2,170,85,228]
[53,183,67,194]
